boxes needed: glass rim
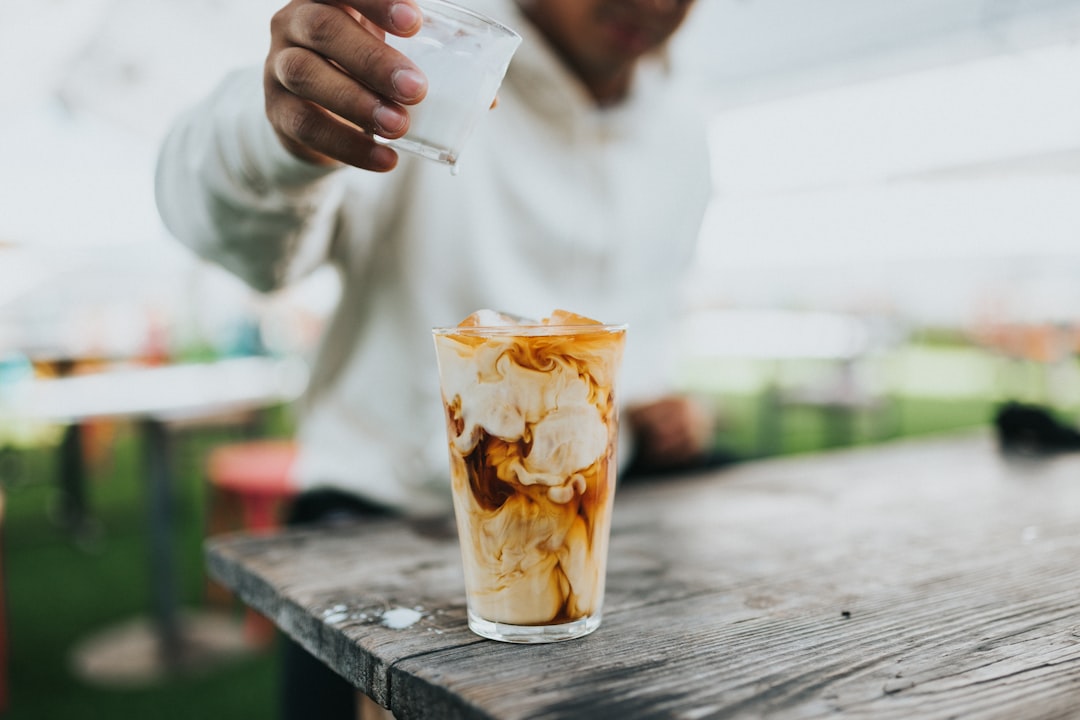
[418,0,522,41]
[432,323,628,337]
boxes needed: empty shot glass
[377,0,521,169]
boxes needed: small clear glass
[377,0,521,169]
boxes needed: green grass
[1,345,1062,717]
[702,392,997,460]
[681,342,1073,459]
[4,420,284,720]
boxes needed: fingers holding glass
[265,0,428,170]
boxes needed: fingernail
[391,68,427,101]
[373,103,407,134]
[390,2,421,32]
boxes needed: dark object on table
[994,402,1080,456]
[622,447,742,481]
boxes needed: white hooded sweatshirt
[155,0,712,516]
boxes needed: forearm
[155,68,344,293]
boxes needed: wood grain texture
[206,432,1080,719]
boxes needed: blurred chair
[768,312,903,454]
[679,308,903,456]
[766,350,897,453]
[205,439,298,646]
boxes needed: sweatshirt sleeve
[154,67,348,293]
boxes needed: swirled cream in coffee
[434,310,625,625]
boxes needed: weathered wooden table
[206,432,1080,719]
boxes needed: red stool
[205,440,298,645]
[207,440,298,531]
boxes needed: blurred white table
[679,309,903,454]
[22,355,308,424]
[13,356,308,676]
[679,308,878,361]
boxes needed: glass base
[467,610,601,644]
[374,134,458,167]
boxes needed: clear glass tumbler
[378,0,521,169]
[432,320,626,643]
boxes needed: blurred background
[3,0,1080,717]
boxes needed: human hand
[626,396,715,471]
[264,0,428,171]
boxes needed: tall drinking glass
[432,314,626,643]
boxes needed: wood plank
[205,432,1080,718]
[206,516,481,705]
[390,536,1080,719]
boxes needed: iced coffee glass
[432,310,626,643]
[377,0,521,169]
